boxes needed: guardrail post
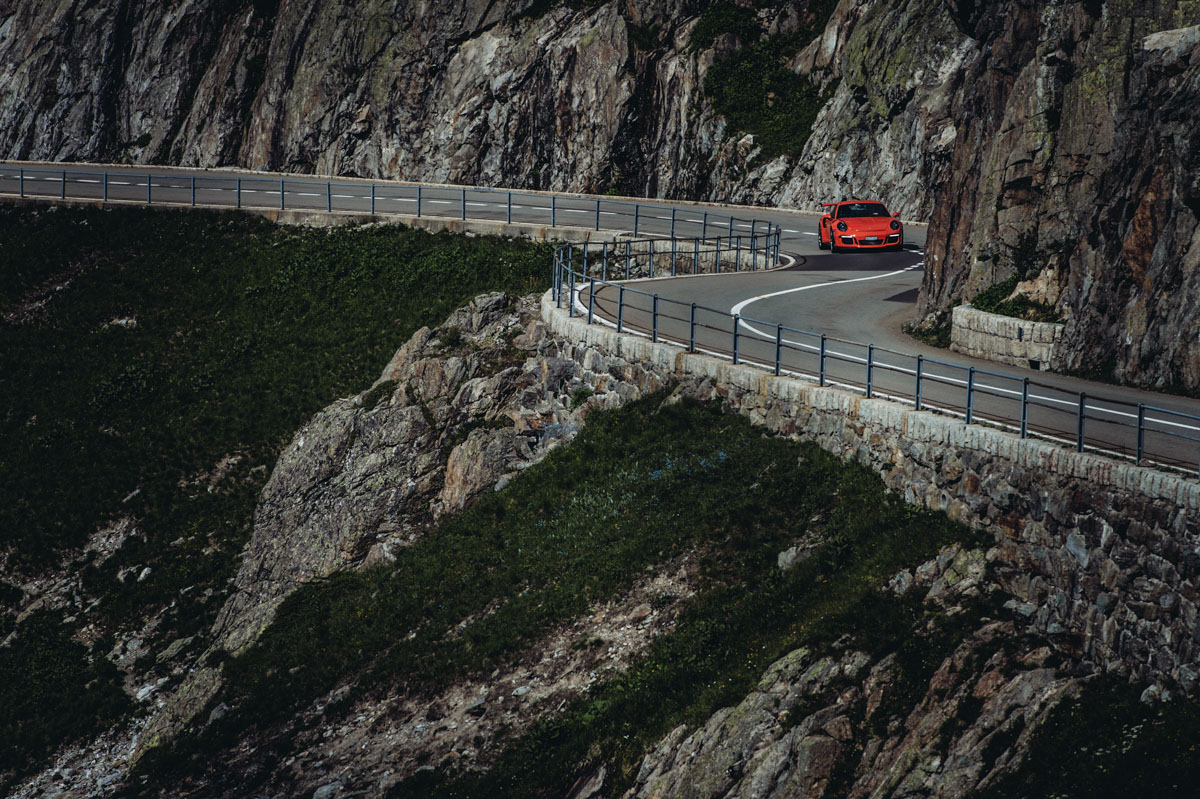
[735,237,742,271]
[728,215,734,237]
[583,242,589,277]
[461,188,467,220]
[595,199,600,230]
[568,262,576,318]
[689,303,697,351]
[819,335,827,386]
[715,237,721,272]
[18,168,24,198]
[62,170,67,200]
[670,207,676,238]
[190,176,196,206]
[774,324,783,375]
[651,294,659,342]
[551,195,557,226]
[237,178,242,208]
[702,211,708,239]
[732,315,740,364]
[1077,393,1086,452]
[327,181,332,213]
[915,355,923,409]
[103,172,109,203]
[617,286,625,333]
[553,253,560,307]
[866,345,874,398]
[1136,404,1145,463]
[1020,378,1030,438]
[588,278,596,324]
[602,243,609,282]
[693,238,700,274]
[750,235,756,271]
[625,242,631,279]
[671,238,677,275]
[417,186,422,217]
[634,203,640,235]
[649,240,655,277]
[506,191,512,224]
[280,179,285,210]
[966,367,976,424]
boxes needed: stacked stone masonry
[543,290,1200,693]
[950,304,1064,371]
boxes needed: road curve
[3,161,1200,475]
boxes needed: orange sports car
[818,200,903,252]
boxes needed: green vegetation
[971,276,1062,323]
[698,2,840,161]
[0,610,131,778]
[0,205,551,783]
[904,312,952,349]
[570,385,594,408]
[688,1,763,51]
[131,394,980,796]
[1,205,549,565]
[979,679,1200,799]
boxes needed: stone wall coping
[543,290,1200,511]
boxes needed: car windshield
[837,203,889,218]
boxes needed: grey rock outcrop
[916,5,1200,391]
[4,1,1200,387]
[0,0,948,218]
[622,616,1077,799]
[135,289,673,759]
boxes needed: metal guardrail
[553,239,1200,479]
[0,166,784,250]
[5,164,1197,477]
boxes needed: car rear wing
[820,202,838,208]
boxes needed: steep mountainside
[2,0,1199,388]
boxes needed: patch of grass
[570,386,594,408]
[0,610,131,779]
[701,2,840,161]
[421,510,986,799]
[0,204,551,783]
[971,277,1062,323]
[0,205,550,568]
[130,395,980,795]
[904,312,952,349]
[978,678,1200,799]
[688,1,763,51]
[360,379,398,412]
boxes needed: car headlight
[890,220,901,231]
[836,221,848,232]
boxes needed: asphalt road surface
[3,161,1199,475]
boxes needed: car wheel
[830,233,839,254]
[818,227,829,250]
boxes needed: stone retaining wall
[543,290,1200,693]
[951,304,1064,371]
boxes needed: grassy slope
[0,205,551,782]
[697,1,839,162]
[130,393,986,796]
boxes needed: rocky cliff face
[5,0,1198,388]
[915,6,1200,392]
[0,0,940,213]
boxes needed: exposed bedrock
[4,0,1200,387]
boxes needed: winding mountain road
[3,161,1200,475]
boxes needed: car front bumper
[837,233,902,248]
